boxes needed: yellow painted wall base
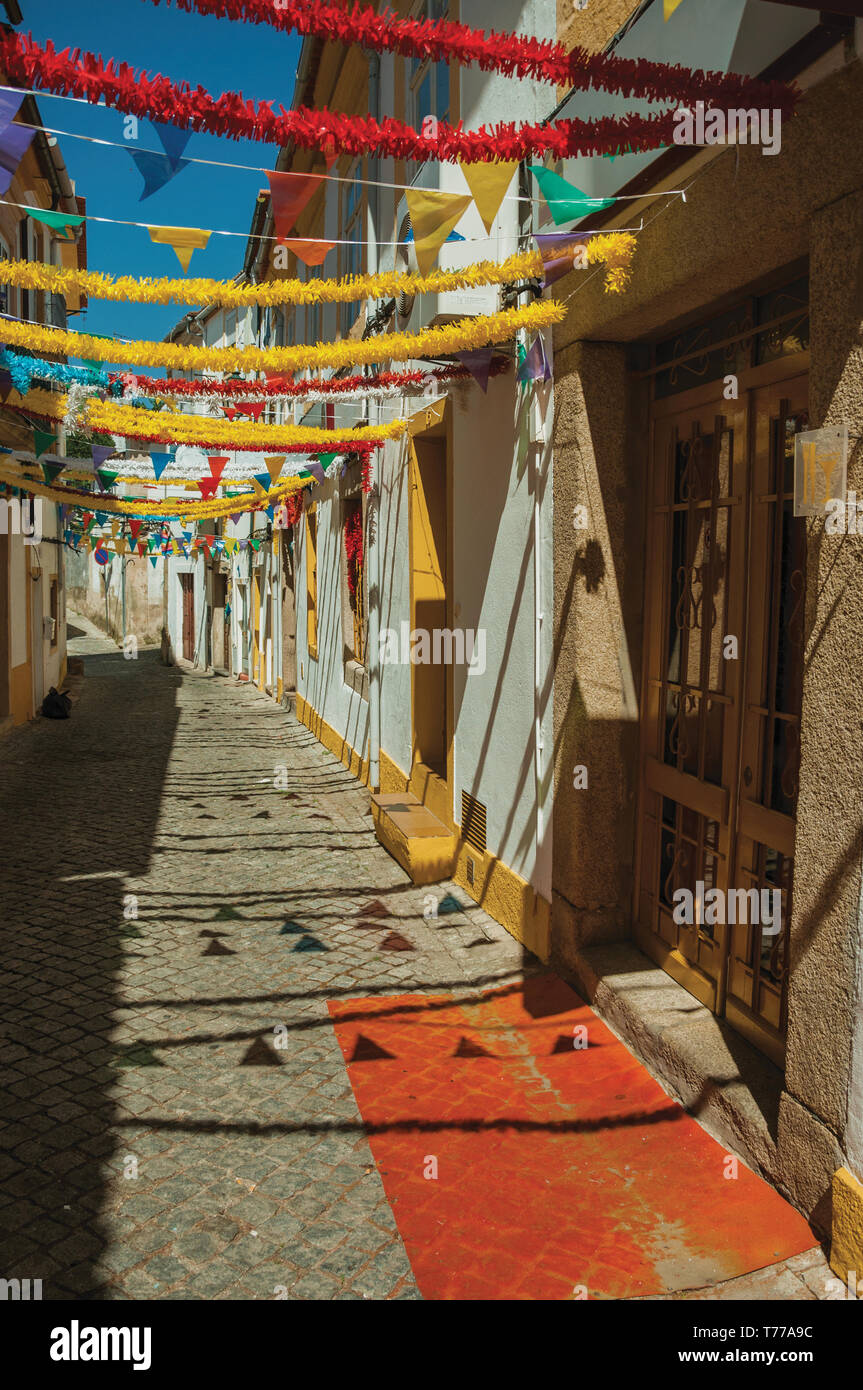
[830,1167,863,1296]
[296,691,370,786]
[452,841,551,963]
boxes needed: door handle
[743,765,753,787]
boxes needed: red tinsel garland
[0,33,797,164]
[147,0,798,110]
[116,359,512,401]
[343,507,363,600]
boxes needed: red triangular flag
[208,455,228,482]
[199,477,219,499]
[236,401,265,421]
[223,407,239,421]
[129,519,143,543]
[136,541,147,557]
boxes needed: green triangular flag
[149,556,158,569]
[33,427,56,459]
[249,538,261,552]
[528,165,615,226]
[97,468,118,491]
[28,208,86,241]
[41,460,65,485]
[318,453,337,468]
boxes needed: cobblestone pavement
[0,616,841,1300]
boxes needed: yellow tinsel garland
[0,300,567,374]
[38,396,406,449]
[0,236,634,308]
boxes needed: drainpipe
[367,49,382,791]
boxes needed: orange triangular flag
[279,238,335,268]
[208,455,229,482]
[458,160,517,235]
[264,455,286,485]
[267,170,323,239]
[148,225,211,273]
[405,189,472,276]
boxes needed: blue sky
[13,0,301,351]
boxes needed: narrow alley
[0,620,839,1302]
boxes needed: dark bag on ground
[41,687,72,719]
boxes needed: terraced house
[244,0,559,957]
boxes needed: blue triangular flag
[130,149,190,201]
[150,452,172,481]
[150,120,193,168]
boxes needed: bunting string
[0,463,305,519]
[0,32,775,164]
[0,299,566,373]
[118,359,512,403]
[146,0,797,108]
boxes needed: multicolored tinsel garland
[0,32,778,163]
[116,359,512,402]
[0,349,112,398]
[147,0,797,109]
[0,250,546,308]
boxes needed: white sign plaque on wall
[794,424,848,517]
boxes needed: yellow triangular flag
[110,519,120,537]
[663,0,684,18]
[405,189,472,276]
[115,537,128,555]
[251,476,269,501]
[458,160,517,235]
[265,455,286,485]
[148,225,212,273]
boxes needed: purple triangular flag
[455,346,494,393]
[0,122,36,196]
[91,445,114,469]
[517,335,552,384]
[229,512,242,525]
[0,88,22,137]
[239,539,249,550]
[306,460,326,483]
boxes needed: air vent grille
[461,791,487,855]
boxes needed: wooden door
[636,372,808,1061]
[180,572,194,662]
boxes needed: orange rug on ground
[329,975,816,1300]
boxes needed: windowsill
[344,657,368,702]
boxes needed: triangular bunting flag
[129,519,143,543]
[518,334,552,384]
[455,346,494,393]
[236,401,265,421]
[527,166,614,226]
[264,455,286,485]
[114,537,128,556]
[131,149,191,201]
[96,469,118,492]
[149,556,158,568]
[277,237,335,268]
[150,451,172,481]
[664,0,685,18]
[150,119,193,167]
[252,472,271,499]
[458,159,517,234]
[0,122,36,196]
[267,170,323,239]
[208,455,228,482]
[198,476,219,499]
[306,460,326,484]
[91,444,114,470]
[41,460,65,485]
[405,189,472,276]
[27,207,84,240]
[148,225,211,273]
[33,427,55,459]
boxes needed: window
[305,504,318,659]
[341,497,366,666]
[340,162,365,334]
[409,1,450,134]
